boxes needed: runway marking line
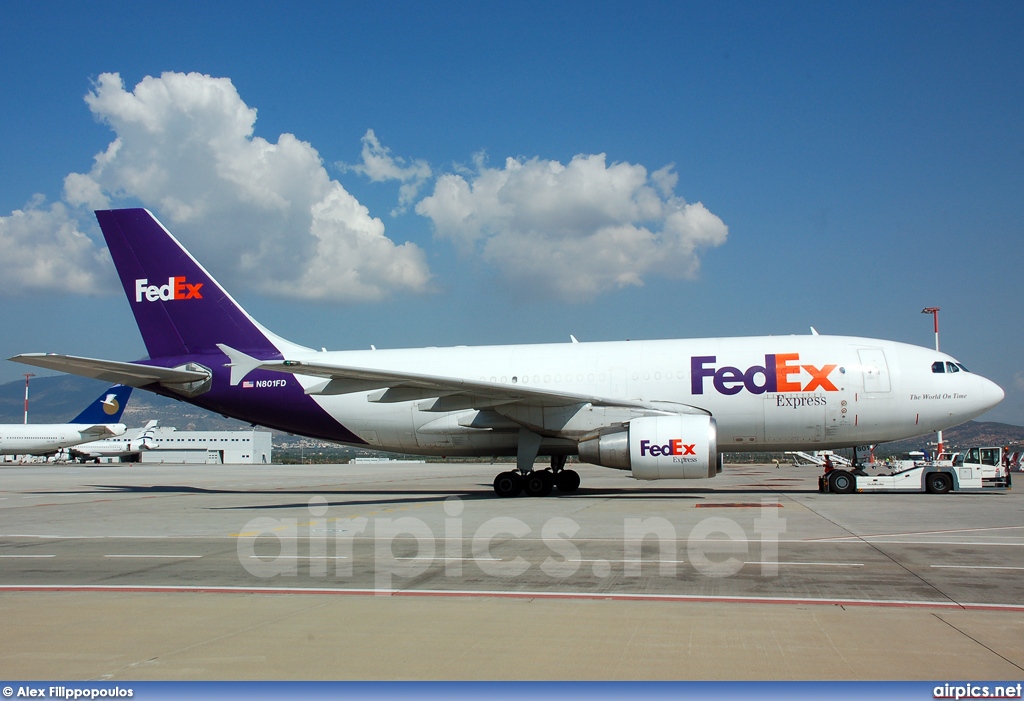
[931,565,1024,571]
[806,525,1024,542]
[745,561,864,567]
[103,555,202,559]
[251,556,349,560]
[0,584,1022,612]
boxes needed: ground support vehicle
[819,446,1012,494]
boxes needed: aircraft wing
[10,353,209,388]
[219,344,709,415]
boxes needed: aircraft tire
[828,470,855,494]
[524,470,554,497]
[493,471,523,497]
[556,469,580,493]
[925,472,952,494]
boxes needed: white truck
[819,446,1012,494]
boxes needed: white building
[76,426,273,464]
[140,428,272,464]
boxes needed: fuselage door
[858,348,891,393]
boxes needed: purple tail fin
[96,209,281,360]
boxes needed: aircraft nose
[978,375,1005,411]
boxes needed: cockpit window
[946,362,959,373]
[932,361,945,373]
[956,363,969,372]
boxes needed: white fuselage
[274,334,1002,456]
[0,423,128,456]
[69,425,158,459]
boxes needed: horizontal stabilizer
[216,344,265,386]
[77,423,128,439]
[10,353,209,389]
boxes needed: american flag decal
[242,381,254,388]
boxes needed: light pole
[23,373,35,424]
[921,307,942,455]
[922,307,940,352]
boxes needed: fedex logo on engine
[639,439,696,458]
[135,277,204,303]
[691,354,838,395]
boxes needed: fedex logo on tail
[135,277,203,303]
[692,354,838,395]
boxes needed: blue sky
[1,1,1022,424]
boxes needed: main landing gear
[492,429,580,497]
[492,462,581,497]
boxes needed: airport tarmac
[0,460,1022,680]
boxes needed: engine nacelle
[577,415,720,480]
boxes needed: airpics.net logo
[236,496,788,588]
[134,276,203,303]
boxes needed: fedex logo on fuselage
[134,277,203,303]
[691,354,838,395]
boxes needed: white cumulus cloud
[340,129,433,215]
[64,72,431,302]
[0,197,114,296]
[415,153,728,301]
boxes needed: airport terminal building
[84,425,272,464]
[110,428,272,464]
[140,428,272,464]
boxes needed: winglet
[217,344,264,385]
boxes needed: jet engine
[577,415,720,480]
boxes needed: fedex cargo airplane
[0,385,131,457]
[11,209,1004,496]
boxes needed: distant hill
[3,375,1022,453]
[0,374,254,433]
[878,421,1024,454]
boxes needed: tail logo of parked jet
[135,277,203,303]
[101,394,120,415]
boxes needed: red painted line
[1,584,1022,612]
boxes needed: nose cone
[979,375,1005,412]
